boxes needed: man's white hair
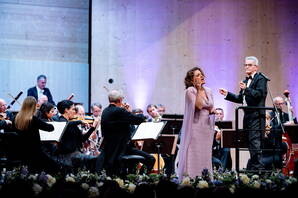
[245,56,259,66]
[273,96,284,103]
[108,90,123,102]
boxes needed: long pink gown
[176,86,215,180]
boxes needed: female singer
[176,67,215,180]
[13,96,60,173]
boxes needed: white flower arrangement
[197,180,209,189]
[0,166,297,197]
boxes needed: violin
[70,116,95,124]
[0,112,7,120]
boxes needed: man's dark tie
[246,76,252,81]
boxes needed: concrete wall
[91,0,298,121]
[0,0,89,110]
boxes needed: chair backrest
[0,132,22,160]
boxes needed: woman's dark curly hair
[36,102,55,120]
[184,67,205,89]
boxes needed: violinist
[74,104,100,156]
[100,90,150,175]
[36,102,55,122]
[12,97,61,173]
[0,98,14,121]
[0,98,13,131]
[91,103,102,119]
[56,100,101,172]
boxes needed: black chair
[120,155,145,175]
[0,132,22,169]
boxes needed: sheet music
[132,122,166,140]
[39,121,67,142]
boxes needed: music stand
[284,124,298,143]
[215,121,233,129]
[142,134,178,174]
[132,122,166,141]
[221,129,249,148]
[131,122,169,174]
[39,122,68,142]
[162,114,183,120]
[161,114,183,134]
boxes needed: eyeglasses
[244,64,256,67]
[275,102,284,105]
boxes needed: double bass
[282,90,297,175]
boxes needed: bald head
[0,99,7,113]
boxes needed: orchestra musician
[55,100,101,172]
[100,90,150,175]
[27,74,55,105]
[12,96,61,173]
[0,98,14,121]
[74,104,100,156]
[36,102,56,122]
[212,108,232,170]
[262,95,297,169]
[0,98,13,131]
[91,103,102,119]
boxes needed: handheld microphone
[259,72,271,81]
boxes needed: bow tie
[246,76,252,80]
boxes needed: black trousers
[244,111,265,170]
[126,146,155,172]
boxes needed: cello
[282,90,297,175]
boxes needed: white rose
[46,174,56,187]
[197,180,209,189]
[181,176,191,185]
[127,183,136,193]
[252,175,259,180]
[81,183,89,190]
[96,181,104,187]
[89,187,99,197]
[115,178,124,187]
[229,184,235,194]
[32,183,43,195]
[65,176,76,183]
[240,174,250,184]
[253,181,260,189]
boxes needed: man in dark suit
[270,96,297,127]
[101,90,147,175]
[27,74,55,105]
[262,96,297,169]
[219,56,268,170]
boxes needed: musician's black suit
[57,116,99,171]
[27,86,55,105]
[225,72,268,170]
[101,104,146,175]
